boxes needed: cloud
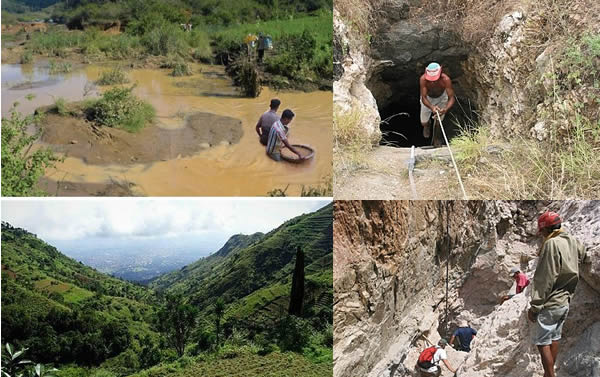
[1,198,330,241]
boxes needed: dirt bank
[39,109,243,165]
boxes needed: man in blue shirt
[450,321,477,352]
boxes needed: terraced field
[131,352,332,377]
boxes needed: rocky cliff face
[334,0,599,142]
[333,200,599,377]
[333,8,381,142]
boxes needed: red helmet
[538,211,561,232]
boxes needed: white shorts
[420,91,449,124]
[532,306,569,346]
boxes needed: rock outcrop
[333,9,381,142]
[334,200,599,377]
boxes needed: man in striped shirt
[266,109,304,161]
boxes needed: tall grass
[96,67,130,85]
[333,106,379,181]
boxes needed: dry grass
[335,0,386,36]
[333,106,379,183]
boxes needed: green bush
[141,23,188,57]
[85,86,155,132]
[96,68,130,85]
[53,97,68,116]
[229,55,261,97]
[20,51,33,64]
[171,62,192,77]
[49,61,72,74]
[1,105,59,197]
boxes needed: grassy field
[129,351,332,377]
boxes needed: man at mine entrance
[419,62,456,145]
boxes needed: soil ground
[39,109,243,165]
[334,146,465,199]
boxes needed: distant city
[51,234,225,283]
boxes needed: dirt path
[40,110,243,165]
[334,146,466,199]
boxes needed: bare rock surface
[334,201,599,377]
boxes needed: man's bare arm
[443,359,456,373]
[443,76,456,113]
[420,76,437,112]
[282,138,303,158]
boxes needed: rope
[408,145,418,199]
[445,201,450,337]
[434,110,468,200]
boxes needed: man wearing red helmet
[528,211,587,377]
[419,62,456,142]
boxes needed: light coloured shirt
[266,120,288,156]
[421,347,447,373]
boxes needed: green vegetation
[170,62,192,77]
[4,0,331,91]
[20,51,33,64]
[450,33,600,198]
[48,60,72,74]
[1,203,332,376]
[1,104,60,197]
[229,55,262,97]
[288,247,305,316]
[1,343,59,377]
[52,97,69,115]
[333,106,379,182]
[95,67,130,85]
[157,295,198,357]
[85,86,155,132]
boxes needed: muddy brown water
[1,62,333,196]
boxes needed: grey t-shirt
[258,110,279,145]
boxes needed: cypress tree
[288,246,304,316]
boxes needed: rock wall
[334,0,600,144]
[334,200,599,377]
[333,9,381,142]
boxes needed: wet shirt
[515,272,530,294]
[530,232,587,313]
[258,110,279,145]
[453,327,477,351]
[266,120,288,156]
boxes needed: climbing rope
[445,200,450,337]
[407,145,418,199]
[434,110,468,200]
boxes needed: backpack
[265,36,273,49]
[417,346,437,369]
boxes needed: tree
[157,295,197,357]
[214,298,225,348]
[288,246,305,316]
[1,104,60,196]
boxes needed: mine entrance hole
[378,91,478,148]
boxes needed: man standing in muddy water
[256,98,281,145]
[266,109,304,161]
[419,62,456,140]
[528,211,588,377]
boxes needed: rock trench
[333,200,600,377]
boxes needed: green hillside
[0,204,333,377]
[151,203,333,327]
[149,232,264,290]
[0,222,159,370]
